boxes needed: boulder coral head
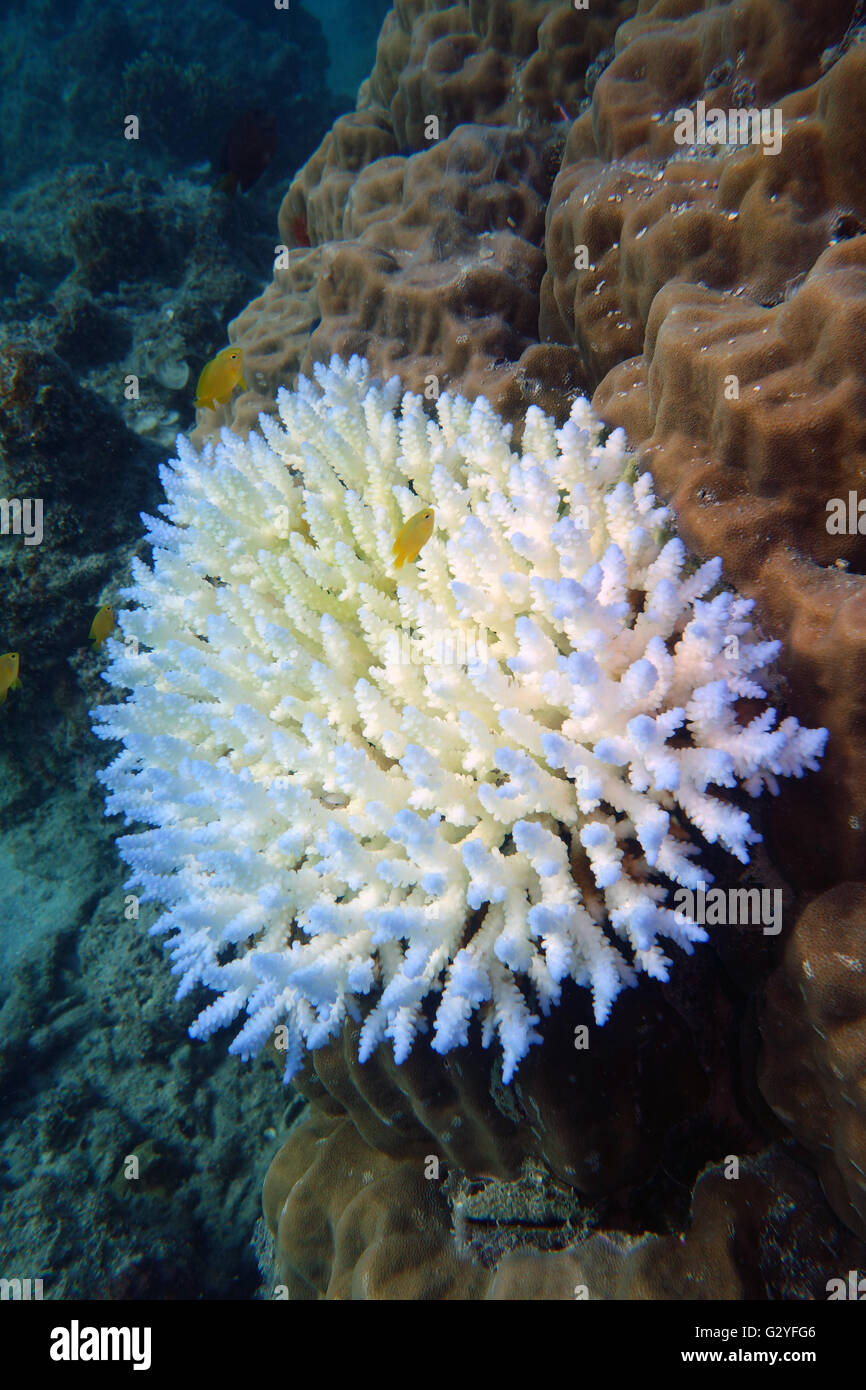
[92,356,826,1083]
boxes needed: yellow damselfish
[0,652,20,704]
[90,605,115,647]
[392,507,435,569]
[195,346,246,410]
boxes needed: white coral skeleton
[92,356,827,1082]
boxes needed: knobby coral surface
[760,882,866,1239]
[262,1112,866,1300]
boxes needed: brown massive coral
[210,0,866,1298]
[759,883,866,1241]
[262,1117,866,1300]
[219,1,634,438]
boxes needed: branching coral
[92,356,826,1082]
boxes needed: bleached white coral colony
[93,356,826,1082]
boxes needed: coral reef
[6,0,866,1303]
[285,956,762,1198]
[262,1108,488,1299]
[594,244,866,888]
[759,882,866,1240]
[93,357,823,1086]
[254,122,554,425]
[262,1115,866,1299]
[220,0,864,881]
[202,0,866,1299]
[222,1,635,438]
[486,1145,866,1300]
[0,0,386,1306]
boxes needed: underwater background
[0,0,389,1300]
[1,0,866,1303]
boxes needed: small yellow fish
[0,652,20,704]
[393,507,434,569]
[195,346,246,410]
[90,605,115,647]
